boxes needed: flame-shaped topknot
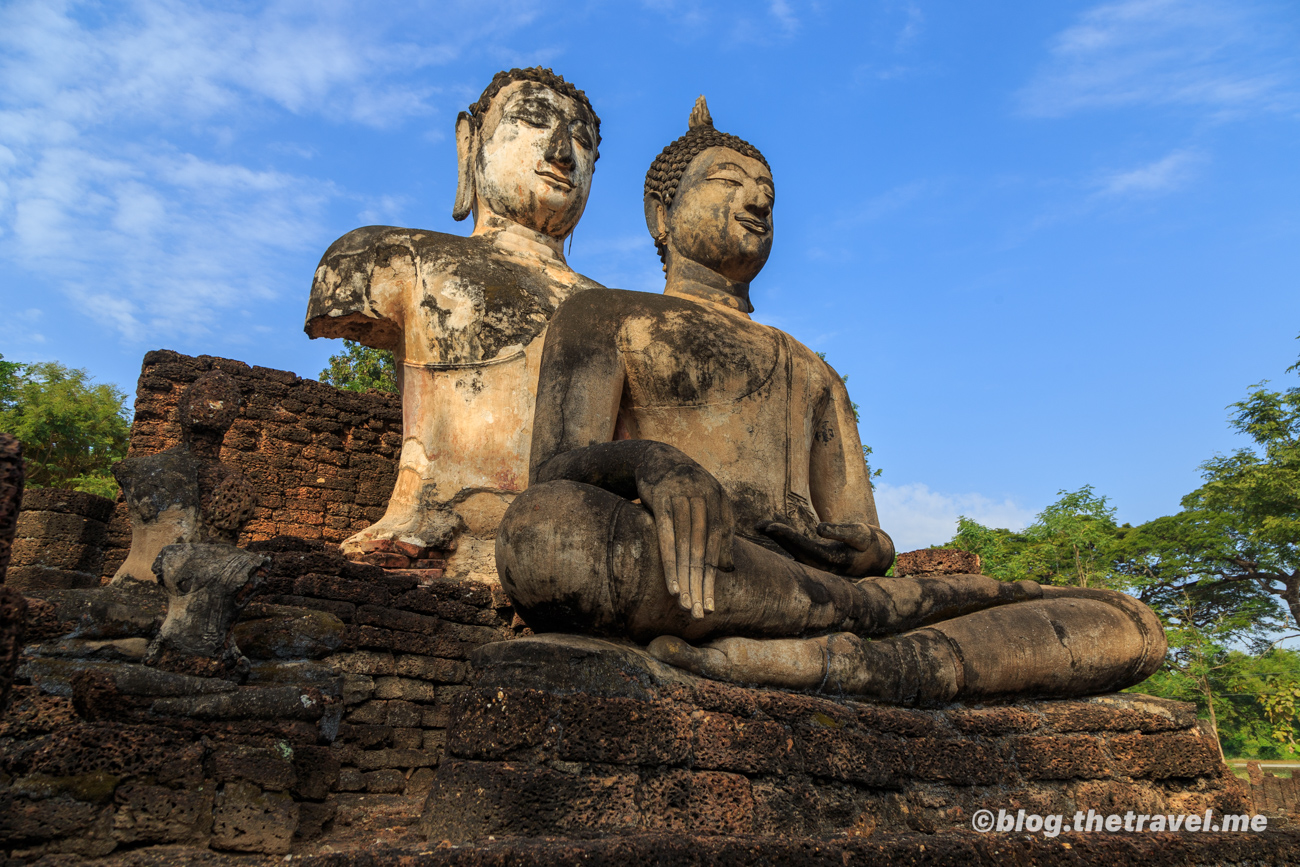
[643,98,771,267]
[688,96,713,131]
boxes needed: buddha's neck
[473,211,569,266]
[664,257,753,317]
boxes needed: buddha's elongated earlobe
[452,112,475,222]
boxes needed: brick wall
[243,540,523,799]
[102,350,403,579]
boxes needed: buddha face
[472,80,598,240]
[665,146,774,283]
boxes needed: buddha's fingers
[655,498,680,599]
[703,499,722,614]
[817,522,875,550]
[672,496,693,611]
[689,498,706,619]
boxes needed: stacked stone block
[246,541,520,800]
[0,686,339,857]
[8,490,114,593]
[101,350,403,579]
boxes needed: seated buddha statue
[494,98,1166,705]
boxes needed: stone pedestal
[421,635,1247,842]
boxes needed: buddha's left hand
[760,521,894,578]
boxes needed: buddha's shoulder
[320,227,602,289]
[318,226,477,264]
[554,287,723,320]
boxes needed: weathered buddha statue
[306,67,602,579]
[495,98,1167,705]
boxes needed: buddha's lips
[536,169,574,190]
[736,215,769,235]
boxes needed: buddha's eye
[707,175,743,186]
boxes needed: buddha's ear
[452,112,475,222]
[643,192,668,243]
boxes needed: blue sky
[2,0,1298,551]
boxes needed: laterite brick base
[421,635,1249,842]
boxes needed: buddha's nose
[745,196,771,221]
[544,125,575,169]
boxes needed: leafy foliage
[0,355,131,498]
[1177,360,1300,629]
[319,340,398,394]
[950,486,1122,588]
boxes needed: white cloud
[873,481,1035,553]
[1019,0,1297,118]
[769,0,799,35]
[0,0,540,345]
[1094,148,1204,197]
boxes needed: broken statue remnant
[112,370,257,584]
[144,543,268,678]
[496,97,1167,705]
[305,67,603,581]
[1,431,26,712]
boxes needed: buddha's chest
[404,247,586,365]
[617,308,785,408]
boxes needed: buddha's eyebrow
[510,97,560,118]
[710,162,775,188]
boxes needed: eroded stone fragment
[112,371,257,584]
[144,543,268,679]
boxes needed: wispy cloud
[0,308,47,349]
[0,0,540,345]
[874,481,1034,552]
[1019,0,1298,118]
[769,0,800,35]
[1094,148,1205,197]
[894,1,924,51]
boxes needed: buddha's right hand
[635,449,735,620]
[760,520,894,578]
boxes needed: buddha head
[453,67,601,242]
[644,97,774,283]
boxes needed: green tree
[949,486,1123,588]
[1141,647,1300,760]
[0,355,131,499]
[1176,351,1300,629]
[319,341,398,394]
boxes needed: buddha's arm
[810,372,881,527]
[528,292,734,619]
[304,226,412,349]
[762,370,893,577]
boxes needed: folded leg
[651,587,1167,705]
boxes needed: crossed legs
[497,480,1166,704]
